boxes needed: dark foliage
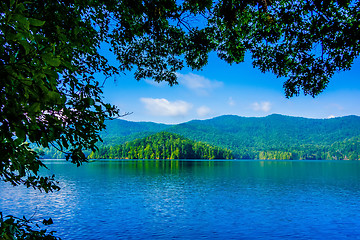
[0,212,59,240]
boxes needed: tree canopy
[88,132,233,160]
[1,0,360,237]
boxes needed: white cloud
[144,79,168,87]
[140,98,192,117]
[176,72,223,94]
[327,115,336,119]
[197,106,212,117]
[228,97,236,106]
[252,101,272,112]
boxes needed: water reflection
[1,160,360,239]
[86,159,234,175]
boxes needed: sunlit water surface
[1,160,360,239]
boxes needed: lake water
[1,160,360,239]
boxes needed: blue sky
[101,52,360,124]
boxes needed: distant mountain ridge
[100,119,169,145]
[100,114,360,160]
[37,114,360,160]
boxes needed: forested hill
[38,114,360,160]
[89,132,233,160]
[99,114,360,160]
[167,114,360,159]
[100,119,170,145]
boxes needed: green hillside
[100,114,360,160]
[166,114,360,159]
[89,132,233,160]
[38,114,360,160]
[99,119,170,145]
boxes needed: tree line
[237,136,360,160]
[88,132,233,160]
[35,134,360,161]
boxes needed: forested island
[88,132,233,159]
[37,114,360,160]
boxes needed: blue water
[1,160,360,239]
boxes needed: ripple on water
[1,160,360,239]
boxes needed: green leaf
[42,53,61,67]
[18,39,31,54]
[29,102,41,113]
[15,127,26,142]
[48,91,61,103]
[12,14,28,25]
[43,68,59,79]
[28,18,45,27]
[85,97,95,106]
[8,33,24,41]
